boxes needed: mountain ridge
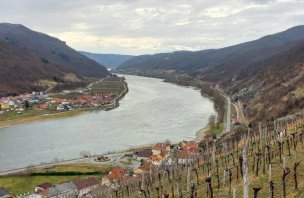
[117,25,304,123]
[118,25,304,73]
[79,51,133,69]
[0,23,111,95]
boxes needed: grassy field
[0,105,56,121]
[39,163,112,172]
[211,123,224,136]
[0,175,87,195]
[0,163,111,195]
[0,109,86,128]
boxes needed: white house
[152,143,170,155]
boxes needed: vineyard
[91,111,304,198]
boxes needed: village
[0,140,202,198]
[0,91,115,114]
[0,77,127,121]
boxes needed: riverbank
[0,78,129,128]
[194,126,210,142]
[0,110,87,128]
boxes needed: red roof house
[102,167,127,186]
[39,103,49,110]
[73,177,100,197]
[35,182,52,193]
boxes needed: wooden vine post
[242,143,249,198]
[294,162,300,190]
[282,157,291,198]
[268,164,274,198]
[205,175,213,198]
[253,187,262,198]
[293,151,300,191]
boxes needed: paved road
[0,152,140,176]
[216,90,232,134]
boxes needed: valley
[0,1,303,195]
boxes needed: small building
[134,149,152,161]
[177,150,195,164]
[152,143,170,156]
[16,107,25,112]
[50,98,65,104]
[39,103,49,110]
[8,101,15,106]
[180,141,201,154]
[22,193,43,198]
[102,167,127,186]
[35,182,52,193]
[89,185,112,197]
[134,162,155,174]
[56,104,65,111]
[150,154,163,166]
[39,181,78,198]
[73,177,100,198]
[0,104,10,110]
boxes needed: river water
[0,75,215,171]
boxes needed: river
[0,75,215,171]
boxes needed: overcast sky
[0,0,303,55]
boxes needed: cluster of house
[0,92,45,114]
[133,141,201,166]
[42,92,115,112]
[11,177,108,198]
[0,141,202,198]
[0,90,115,114]
[101,141,202,189]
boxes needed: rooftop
[73,177,99,190]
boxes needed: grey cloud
[0,0,303,55]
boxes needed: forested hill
[0,23,110,96]
[117,26,304,123]
[118,25,304,78]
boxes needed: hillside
[0,40,64,95]
[229,40,304,122]
[118,25,304,75]
[0,23,110,95]
[79,51,133,69]
[117,26,304,123]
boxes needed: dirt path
[233,100,249,126]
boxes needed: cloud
[0,0,303,55]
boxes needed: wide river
[0,75,215,171]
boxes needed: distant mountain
[0,23,110,95]
[119,26,304,79]
[118,25,304,122]
[79,51,133,69]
